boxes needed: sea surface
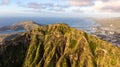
[0,17,99,34]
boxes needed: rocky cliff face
[0,23,120,67]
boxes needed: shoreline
[94,18,120,33]
[92,17,120,47]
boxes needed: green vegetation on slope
[0,33,30,67]
[0,23,120,67]
[23,23,120,67]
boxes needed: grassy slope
[0,23,120,67]
[0,33,30,67]
[23,23,120,67]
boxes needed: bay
[0,17,98,34]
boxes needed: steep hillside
[0,23,120,67]
[0,33,31,67]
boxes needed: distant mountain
[0,23,120,67]
[0,21,40,43]
[0,21,40,32]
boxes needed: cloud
[101,6,120,12]
[69,0,112,7]
[20,2,69,13]
[72,9,83,13]
[56,4,69,8]
[19,2,67,13]
[21,9,42,13]
[69,0,94,7]
[99,0,111,2]
[24,2,55,9]
[27,2,41,9]
[25,2,70,9]
[1,0,9,5]
[48,8,65,12]
[16,0,120,14]
[95,0,120,12]
[3,0,9,4]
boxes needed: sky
[0,0,120,18]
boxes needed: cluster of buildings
[92,24,120,47]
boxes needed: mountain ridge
[0,23,120,67]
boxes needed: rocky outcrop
[0,23,120,67]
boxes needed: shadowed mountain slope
[0,23,120,67]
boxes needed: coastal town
[93,24,120,47]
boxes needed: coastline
[92,18,120,47]
[94,18,120,33]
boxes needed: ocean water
[0,17,98,34]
